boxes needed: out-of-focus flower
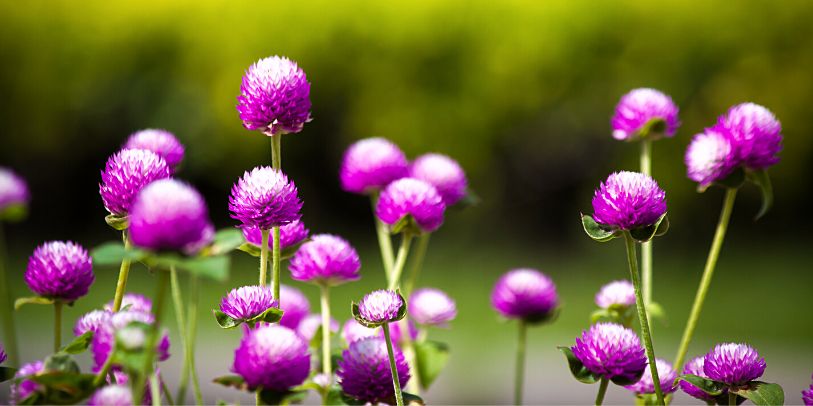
[242,220,309,251]
[124,129,185,171]
[104,293,152,314]
[685,130,737,188]
[715,103,782,170]
[625,358,677,395]
[340,138,409,195]
[74,310,112,336]
[611,88,680,141]
[296,314,339,342]
[11,360,44,403]
[232,325,310,391]
[278,284,310,330]
[680,356,723,402]
[491,268,558,322]
[408,288,457,326]
[409,153,468,206]
[0,167,30,215]
[99,149,171,216]
[595,280,636,309]
[88,384,133,406]
[289,234,360,286]
[376,178,446,233]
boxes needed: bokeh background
[2,0,813,404]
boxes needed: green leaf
[29,372,97,405]
[402,392,426,405]
[710,167,745,191]
[635,393,662,406]
[176,255,230,281]
[61,331,93,354]
[213,310,240,329]
[635,117,667,139]
[629,213,668,243]
[414,340,450,390]
[104,214,129,231]
[581,214,619,242]
[212,374,248,391]
[0,366,18,382]
[259,389,309,405]
[325,385,366,405]
[281,240,307,260]
[0,203,28,222]
[237,242,262,257]
[747,169,773,220]
[249,307,284,325]
[731,381,784,406]
[558,346,600,384]
[676,374,726,396]
[207,228,245,256]
[351,302,381,328]
[610,367,645,386]
[91,242,146,265]
[14,296,54,310]
[394,290,408,322]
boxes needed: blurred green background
[1,0,812,404]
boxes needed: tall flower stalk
[0,224,19,365]
[640,139,654,306]
[171,267,202,405]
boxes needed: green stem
[382,323,405,406]
[319,284,332,382]
[170,267,190,405]
[0,224,19,365]
[387,234,413,291]
[272,225,281,307]
[728,391,737,406]
[53,302,63,353]
[160,373,175,405]
[623,232,664,405]
[673,188,737,371]
[111,231,133,312]
[640,139,654,308]
[135,270,169,405]
[271,133,282,170]
[150,372,161,406]
[404,233,430,296]
[514,320,527,405]
[259,228,270,285]
[188,275,203,405]
[595,377,609,406]
[371,192,395,280]
[93,346,116,387]
[401,319,420,395]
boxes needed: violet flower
[714,102,782,170]
[296,314,339,341]
[88,384,133,406]
[611,88,680,141]
[99,149,171,216]
[376,177,446,234]
[571,322,647,384]
[104,293,153,314]
[408,288,457,327]
[242,220,309,251]
[91,310,170,372]
[803,373,813,406]
[0,344,6,364]
[74,310,112,336]
[337,337,410,404]
[685,129,737,189]
[703,343,766,386]
[124,129,185,172]
[491,268,558,323]
[237,56,311,135]
[625,358,677,395]
[278,284,311,330]
[289,234,361,286]
[340,137,409,194]
[232,324,310,391]
[341,319,379,345]
[595,280,635,309]
[356,289,404,326]
[229,166,302,230]
[219,285,277,322]
[409,153,468,206]
[25,241,94,302]
[679,356,723,402]
[592,171,667,231]
[11,360,44,403]
[0,167,30,215]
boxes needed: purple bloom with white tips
[237,56,312,135]
[592,171,667,231]
[803,374,813,406]
[376,178,446,233]
[74,310,111,336]
[229,167,302,230]
[91,310,170,372]
[11,360,44,403]
[128,179,214,253]
[220,285,277,322]
[337,336,410,404]
[611,88,680,141]
[685,130,737,188]
[595,280,636,309]
[0,167,30,213]
[89,384,133,406]
[232,324,310,391]
[571,323,647,383]
[25,241,94,302]
[289,234,360,286]
[242,220,309,251]
[680,356,722,402]
[409,153,468,206]
[703,342,766,386]
[278,284,310,330]
[104,293,152,314]
[342,319,379,345]
[357,290,404,325]
[625,358,677,395]
[491,268,558,322]
[409,288,457,326]
[340,137,409,195]
[99,149,171,216]
[124,129,185,171]
[715,103,782,170]
[296,314,339,341]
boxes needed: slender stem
[728,391,737,406]
[387,234,413,291]
[150,372,161,406]
[382,323,405,406]
[595,377,609,406]
[404,233,430,296]
[401,319,420,395]
[160,373,175,406]
[640,139,654,308]
[371,192,395,279]
[673,188,737,371]
[271,133,282,170]
[259,228,270,285]
[623,232,664,405]
[514,320,527,405]
[272,225,281,307]
[0,224,19,365]
[188,275,203,405]
[112,231,133,312]
[256,391,262,406]
[135,270,169,405]
[170,267,190,405]
[319,284,332,381]
[53,302,63,352]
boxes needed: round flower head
[92,310,170,372]
[685,130,737,188]
[237,56,312,135]
[376,178,446,233]
[104,293,152,314]
[803,374,813,406]
[219,285,277,322]
[74,310,112,336]
[88,384,133,406]
[680,356,722,402]
[11,360,44,403]
[408,288,457,326]
[357,290,404,325]
[129,179,214,253]
[340,137,409,194]
[625,358,677,395]
[232,324,310,391]
[715,103,782,169]
[296,314,339,341]
[124,129,185,171]
[611,88,680,141]
[25,241,94,302]
[0,167,30,213]
[229,167,302,230]
[703,342,766,386]
[410,153,468,206]
[595,280,636,309]
[99,149,171,216]
[491,268,558,322]
[242,220,309,250]
[572,323,647,382]
[342,319,379,345]
[592,171,667,230]
[278,284,310,330]
[338,337,410,403]
[289,234,361,286]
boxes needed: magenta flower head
[278,284,310,330]
[232,324,310,391]
[237,56,312,136]
[571,322,647,384]
[685,129,737,189]
[703,343,766,386]
[104,293,152,314]
[340,137,409,194]
[715,103,782,170]
[25,241,94,302]
[219,285,277,322]
[99,149,171,217]
[129,179,214,253]
[124,129,185,171]
[408,288,457,327]
[595,280,635,309]
[386,319,418,346]
[229,167,302,230]
[296,314,339,341]
[353,289,406,327]
[611,88,680,141]
[89,384,133,406]
[91,310,170,372]
[74,310,112,336]
[803,374,813,406]
[0,167,30,218]
[680,356,722,402]
[341,319,379,345]
[337,337,411,404]
[11,360,44,403]
[376,178,446,234]
[491,268,558,323]
[409,153,468,206]
[625,358,677,395]
[591,171,667,231]
[243,220,309,251]
[289,234,360,286]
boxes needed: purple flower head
[124,129,185,171]
[220,285,277,322]
[715,103,782,169]
[340,138,409,194]
[625,358,677,395]
[408,288,457,326]
[289,234,361,286]
[11,360,44,403]
[91,310,170,372]
[25,241,94,302]
[74,309,112,336]
[342,319,379,345]
[99,149,171,216]
[680,356,722,402]
[278,284,310,329]
[595,280,636,309]
[592,171,667,231]
[337,337,410,403]
[376,178,446,233]
[232,324,310,391]
[89,384,133,406]
[104,293,153,314]
[491,268,558,322]
[357,290,404,325]
[803,374,813,406]
[237,56,312,135]
[685,130,737,188]
[242,220,309,250]
[409,153,468,206]
[703,342,766,386]
[296,314,339,341]
[572,323,647,382]
[611,88,680,141]
[0,167,30,212]
[229,167,302,230]
[129,179,214,253]
[386,319,418,346]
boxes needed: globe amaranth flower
[340,137,409,194]
[715,103,782,170]
[571,322,647,383]
[289,234,361,286]
[129,179,214,253]
[233,324,310,391]
[220,285,277,322]
[703,342,766,386]
[803,374,813,406]
[376,178,446,233]
[25,241,94,302]
[296,314,339,341]
[342,319,379,345]
[491,268,558,322]
[357,290,404,325]
[408,288,457,326]
[124,129,185,171]
[11,360,44,403]
[74,309,112,336]
[88,384,133,406]
[680,356,723,402]
[685,130,737,188]
[92,310,170,372]
[237,56,312,135]
[611,88,680,141]
[625,358,677,395]
[592,171,667,230]
[104,293,153,314]
[278,284,310,330]
[409,153,468,206]
[337,336,410,403]
[242,220,309,250]
[229,167,302,230]
[0,167,30,213]
[99,149,171,216]
[595,280,636,309]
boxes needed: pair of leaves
[0,366,18,383]
[350,291,407,328]
[414,340,450,390]
[677,375,784,406]
[213,307,284,329]
[558,347,643,386]
[581,214,669,244]
[91,241,230,281]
